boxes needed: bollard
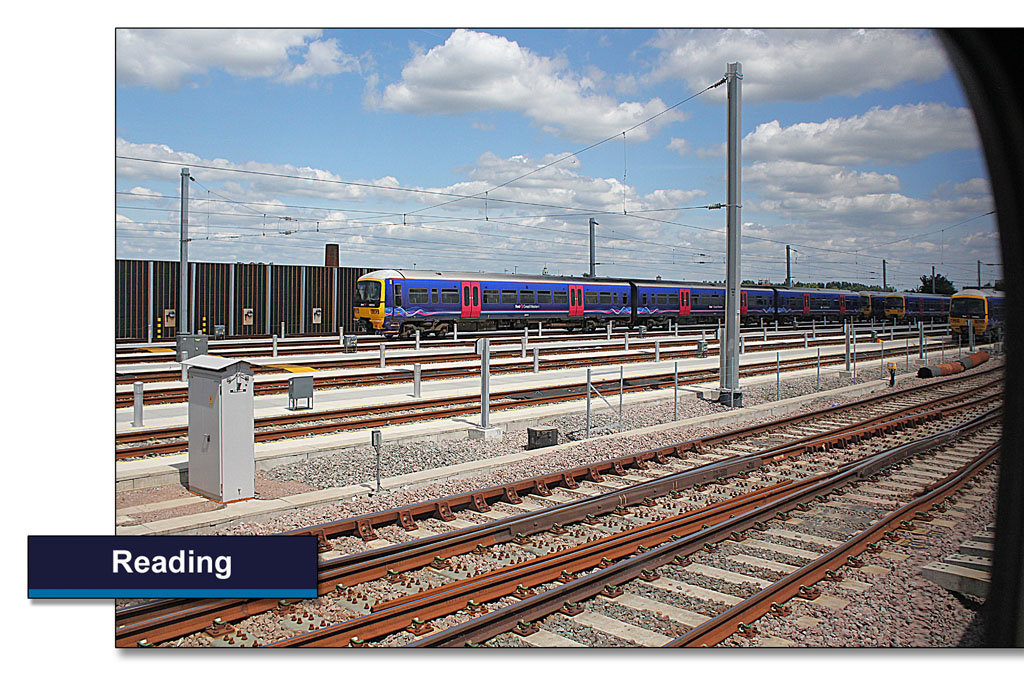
[701,329,706,343]
[655,340,661,362]
[812,319,816,338]
[413,363,421,398]
[538,322,543,338]
[625,333,630,351]
[804,332,808,348]
[281,322,286,339]
[673,360,679,421]
[339,326,345,345]
[524,326,529,341]
[673,321,678,337]
[480,338,491,428]
[454,322,459,340]
[521,337,527,359]
[774,320,778,332]
[607,324,612,340]
[132,381,144,427]
[763,326,767,342]
[415,329,420,351]
[272,335,278,358]
[379,343,386,368]
[740,336,745,354]
[533,347,539,373]
[890,326,895,341]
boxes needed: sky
[114,27,1002,292]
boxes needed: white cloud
[743,104,978,166]
[371,29,687,142]
[646,29,948,104]
[116,29,360,91]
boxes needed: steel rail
[408,408,1000,647]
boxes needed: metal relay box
[176,333,209,362]
[183,355,255,503]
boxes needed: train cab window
[431,289,439,304]
[394,283,403,307]
[408,288,429,304]
[553,290,567,305]
[482,289,499,305]
[585,291,599,305]
[537,290,551,304]
[520,290,535,304]
[501,289,518,305]
[442,289,460,305]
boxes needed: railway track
[113,369,1001,646]
[114,349,987,460]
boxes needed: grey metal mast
[180,167,190,335]
[719,62,743,407]
[785,244,791,287]
[589,218,598,277]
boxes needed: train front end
[353,273,387,334]
[949,293,988,339]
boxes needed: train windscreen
[355,280,382,306]
[950,297,986,318]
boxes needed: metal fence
[115,259,370,341]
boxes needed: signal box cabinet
[183,355,255,503]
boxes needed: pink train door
[840,295,846,314]
[679,289,691,315]
[568,284,584,317]
[461,282,480,318]
[803,293,810,314]
[741,290,748,314]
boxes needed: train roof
[952,288,1004,298]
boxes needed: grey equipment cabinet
[182,355,255,503]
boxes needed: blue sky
[115,27,1001,292]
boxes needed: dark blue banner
[28,535,318,598]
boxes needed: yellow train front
[949,289,1005,341]
[353,274,387,334]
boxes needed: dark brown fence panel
[194,262,230,336]
[234,263,266,337]
[270,265,302,336]
[306,266,332,335]
[116,260,148,341]
[337,266,369,333]
[151,261,180,341]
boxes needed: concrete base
[467,426,504,441]
[717,389,743,407]
[838,370,854,378]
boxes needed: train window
[585,291,599,305]
[537,290,551,304]
[521,290,535,305]
[431,289,438,304]
[623,292,629,304]
[482,289,498,305]
[394,283,403,308]
[473,287,479,306]
[553,290,567,305]
[408,288,429,304]
[501,289,518,305]
[599,292,611,304]
[641,293,648,305]
[656,293,668,305]
[463,287,469,307]
[442,289,460,305]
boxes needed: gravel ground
[717,466,1000,647]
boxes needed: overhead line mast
[719,62,743,408]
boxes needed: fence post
[776,351,780,401]
[339,326,344,345]
[372,430,383,493]
[415,329,420,351]
[607,324,612,340]
[905,337,910,371]
[272,335,278,358]
[379,343,385,368]
[625,333,630,351]
[919,322,925,359]
[655,340,661,362]
[816,347,821,391]
[281,321,286,340]
[969,320,975,351]
[132,381,144,427]
[533,347,539,373]
[673,361,679,421]
[586,368,592,438]
[480,338,490,429]
[538,322,543,338]
[804,332,808,348]
[454,322,458,340]
[619,365,624,433]
[521,337,527,358]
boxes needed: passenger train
[949,288,1005,341]
[353,269,950,338]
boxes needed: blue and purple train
[353,269,948,338]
